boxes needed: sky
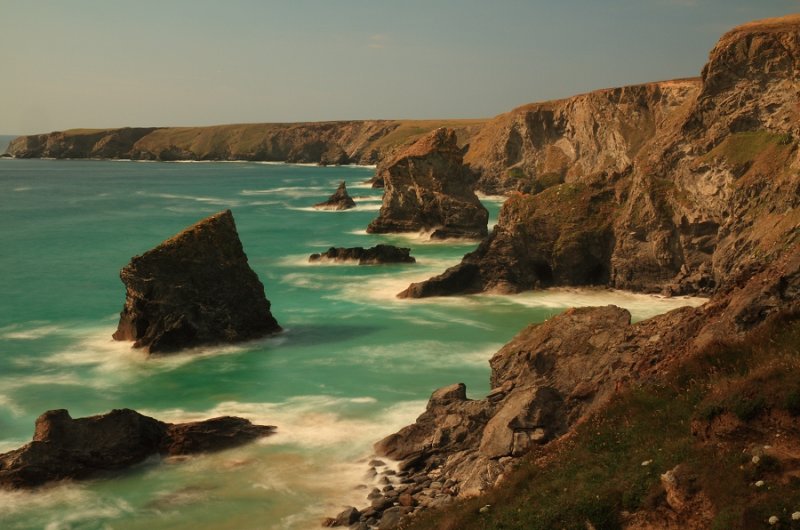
[1,0,798,135]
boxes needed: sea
[0,159,705,530]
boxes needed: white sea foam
[285,205,379,213]
[0,394,23,417]
[135,191,239,207]
[0,322,63,340]
[240,187,326,199]
[145,396,422,452]
[42,498,134,530]
[481,288,707,321]
[348,182,379,190]
[345,341,501,370]
[354,203,381,211]
[36,326,287,386]
[0,485,93,517]
[12,186,32,192]
[475,192,508,203]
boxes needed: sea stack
[366,128,489,240]
[113,209,281,354]
[313,181,356,210]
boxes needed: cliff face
[113,210,280,353]
[404,15,800,298]
[6,120,486,165]
[367,128,489,240]
[464,80,701,194]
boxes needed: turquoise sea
[0,159,704,529]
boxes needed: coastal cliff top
[505,78,702,116]
[723,13,800,36]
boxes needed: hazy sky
[2,0,798,135]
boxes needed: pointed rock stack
[313,181,357,210]
[113,209,280,354]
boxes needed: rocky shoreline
[1,12,798,530]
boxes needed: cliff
[464,79,701,194]
[403,14,800,298]
[366,128,489,239]
[113,209,280,353]
[5,120,486,165]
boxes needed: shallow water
[0,159,705,529]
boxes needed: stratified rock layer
[367,128,489,240]
[0,409,274,489]
[313,181,356,210]
[309,245,415,265]
[113,209,280,354]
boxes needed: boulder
[0,409,274,489]
[113,210,281,354]
[313,181,356,210]
[309,245,415,265]
[366,128,488,240]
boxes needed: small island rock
[0,409,275,489]
[113,209,281,354]
[314,181,357,210]
[309,244,415,265]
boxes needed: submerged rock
[313,181,356,210]
[112,209,281,354]
[309,244,415,265]
[0,409,274,489]
[367,128,488,240]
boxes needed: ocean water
[0,159,706,529]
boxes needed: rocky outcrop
[373,306,643,497]
[366,128,489,240]
[402,15,800,298]
[5,120,485,166]
[313,181,356,210]
[0,409,274,489]
[309,245,415,265]
[370,240,799,528]
[113,209,280,354]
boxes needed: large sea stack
[0,409,274,489]
[366,128,489,240]
[113,210,280,354]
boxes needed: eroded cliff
[404,15,800,298]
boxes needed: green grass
[409,312,800,530]
[706,131,793,166]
